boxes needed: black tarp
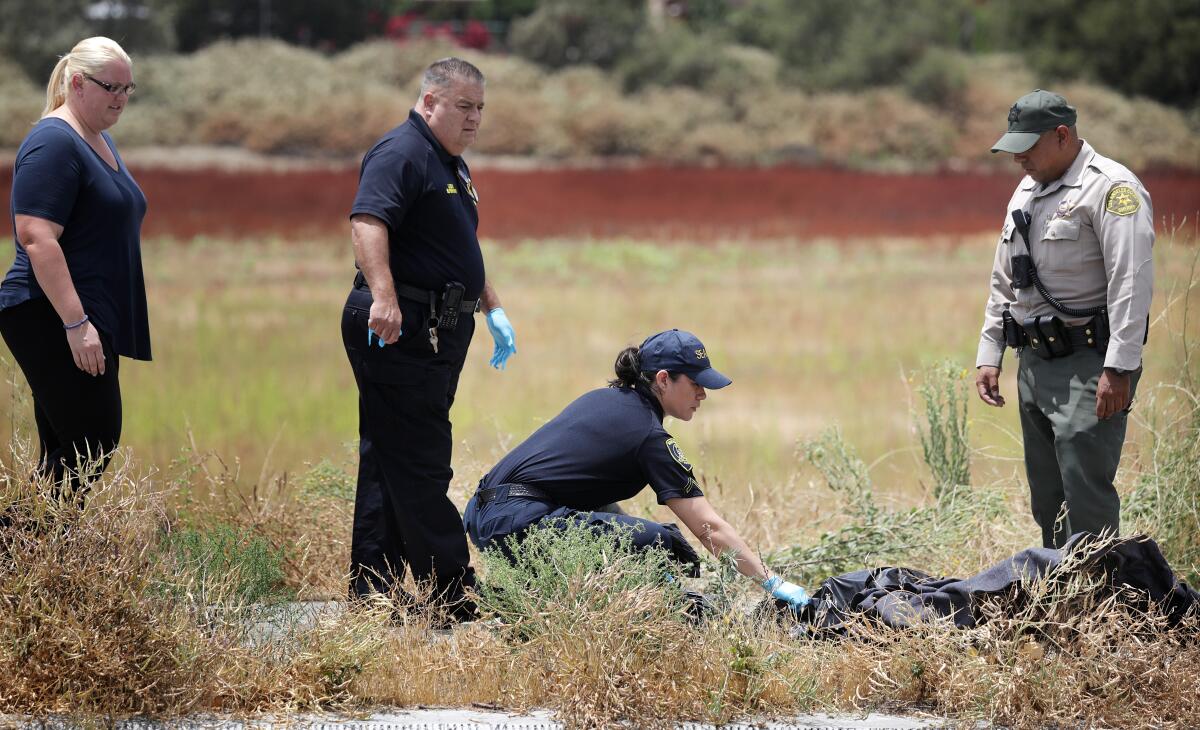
[783,533,1200,635]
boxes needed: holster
[1002,308,1027,348]
[437,281,465,330]
[1024,315,1074,360]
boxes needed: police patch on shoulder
[1105,185,1140,216]
[665,438,692,471]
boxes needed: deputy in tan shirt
[974,89,1154,548]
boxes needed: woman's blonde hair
[42,37,132,118]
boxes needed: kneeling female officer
[463,329,809,610]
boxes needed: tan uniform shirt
[976,141,1154,372]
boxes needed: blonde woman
[0,37,150,496]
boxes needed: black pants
[0,296,121,496]
[341,284,476,613]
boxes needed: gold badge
[1105,185,1140,216]
[665,438,692,471]
[446,183,458,195]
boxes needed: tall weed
[915,359,972,496]
[772,425,1004,585]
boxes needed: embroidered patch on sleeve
[1105,185,1140,216]
[665,438,692,471]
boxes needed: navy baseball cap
[639,329,732,389]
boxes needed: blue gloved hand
[367,327,396,348]
[485,307,516,370]
[762,575,811,610]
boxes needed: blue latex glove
[762,575,811,610]
[485,307,516,370]
[368,327,398,348]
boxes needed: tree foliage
[507,0,643,70]
[1004,0,1199,108]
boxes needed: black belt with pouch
[352,271,478,329]
[1010,313,1109,360]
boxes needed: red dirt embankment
[2,165,1198,241]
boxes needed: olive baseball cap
[990,89,1077,154]
[640,329,732,389]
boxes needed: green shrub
[726,0,968,92]
[903,47,969,110]
[617,27,730,93]
[1003,0,1200,108]
[162,522,292,605]
[915,360,972,496]
[476,519,686,635]
[508,0,644,71]
[771,427,1004,585]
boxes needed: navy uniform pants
[463,484,701,575]
[341,284,476,614]
[0,296,121,498]
[1017,346,1140,549]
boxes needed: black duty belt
[477,483,552,505]
[1019,322,1101,349]
[353,271,478,314]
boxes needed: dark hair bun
[612,346,641,386]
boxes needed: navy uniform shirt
[1,118,151,360]
[350,109,485,300]
[481,387,705,509]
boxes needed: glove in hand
[762,575,811,609]
[486,307,517,369]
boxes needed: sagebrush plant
[473,522,802,729]
[476,519,689,635]
[915,359,971,496]
[160,522,292,606]
[769,426,1005,585]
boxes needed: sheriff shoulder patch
[1105,185,1140,216]
[665,438,692,471]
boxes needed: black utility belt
[1005,313,1107,360]
[477,483,552,505]
[353,271,478,329]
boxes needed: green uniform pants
[1016,347,1140,549]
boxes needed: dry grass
[1,431,1198,726]
[1,231,1198,724]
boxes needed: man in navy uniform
[341,57,517,623]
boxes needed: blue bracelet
[63,314,88,330]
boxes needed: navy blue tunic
[480,387,705,509]
[1,118,151,360]
[350,110,485,299]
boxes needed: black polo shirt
[481,387,705,510]
[350,110,485,299]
